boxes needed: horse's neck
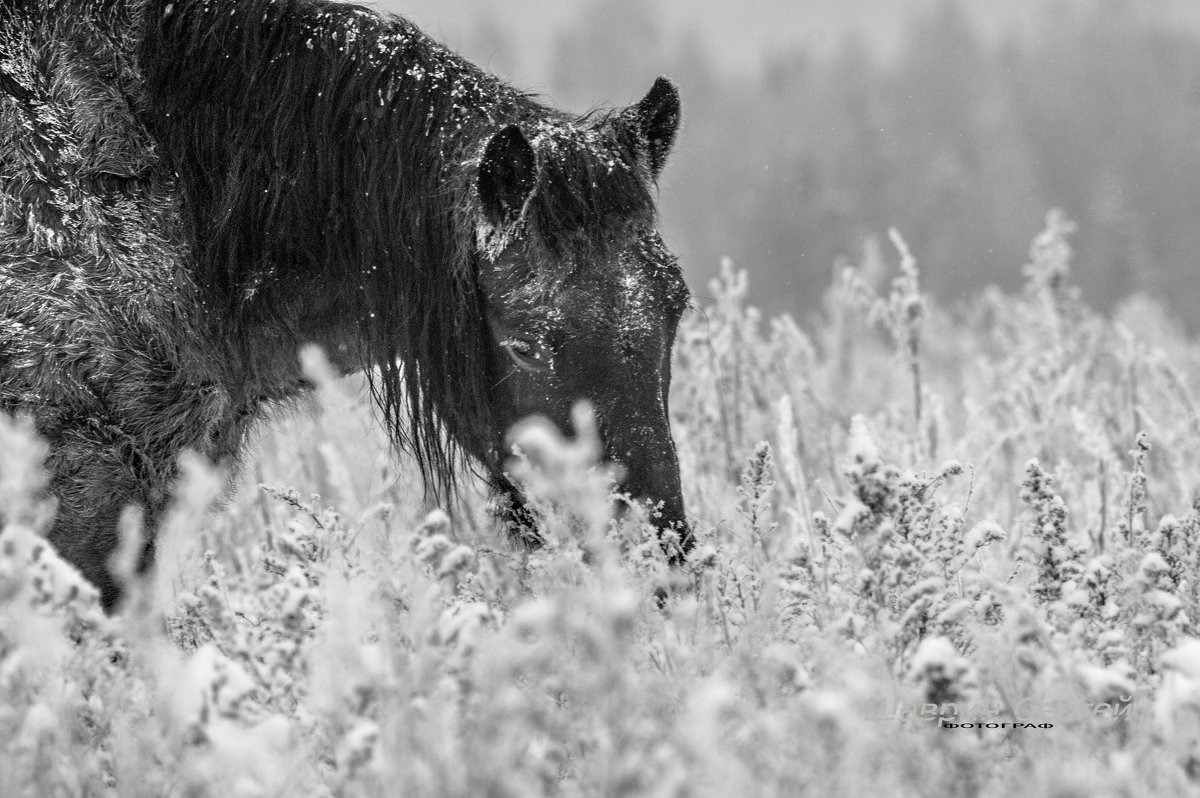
[139,0,537,410]
[141,0,505,286]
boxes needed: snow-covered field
[4,212,1200,796]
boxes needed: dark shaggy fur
[1,0,689,611]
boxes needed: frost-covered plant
[909,636,979,710]
[1024,208,1078,302]
[1018,458,1084,609]
[9,211,1200,796]
[871,229,926,427]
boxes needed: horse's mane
[138,0,659,498]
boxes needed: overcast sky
[378,0,1200,85]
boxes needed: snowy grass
[4,211,1200,796]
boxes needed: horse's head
[472,78,691,554]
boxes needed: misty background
[379,0,1200,329]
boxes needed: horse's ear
[633,77,681,178]
[478,125,537,227]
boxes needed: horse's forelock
[517,126,658,264]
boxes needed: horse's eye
[501,336,550,373]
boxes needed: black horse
[0,0,692,610]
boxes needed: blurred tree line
[475,0,1200,327]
